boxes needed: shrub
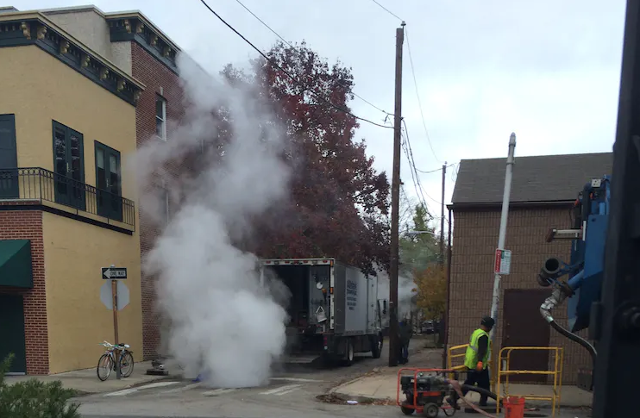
[0,354,80,418]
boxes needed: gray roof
[451,152,613,205]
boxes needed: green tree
[0,354,80,418]
[399,203,440,275]
[413,264,447,321]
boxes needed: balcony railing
[0,167,135,227]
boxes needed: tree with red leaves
[220,41,390,275]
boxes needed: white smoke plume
[374,265,417,324]
[134,54,292,388]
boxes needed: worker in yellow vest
[447,316,494,409]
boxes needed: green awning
[0,240,33,288]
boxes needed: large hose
[540,287,597,364]
[448,380,496,418]
[461,384,497,401]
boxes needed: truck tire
[371,333,382,359]
[343,339,354,366]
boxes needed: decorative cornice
[105,14,179,74]
[0,13,145,106]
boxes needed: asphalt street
[78,340,429,418]
[75,341,592,418]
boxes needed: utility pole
[388,21,405,368]
[439,162,447,264]
[488,133,516,345]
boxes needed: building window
[52,120,85,211]
[95,141,122,222]
[161,180,170,225]
[156,95,167,141]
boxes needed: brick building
[39,5,187,361]
[0,8,143,374]
[447,152,612,384]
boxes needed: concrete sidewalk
[3,361,170,395]
[329,354,593,408]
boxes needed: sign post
[102,265,127,379]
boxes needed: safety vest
[464,328,491,370]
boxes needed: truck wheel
[371,334,382,359]
[343,339,354,366]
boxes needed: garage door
[0,294,27,374]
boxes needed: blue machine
[537,176,611,332]
[535,176,610,391]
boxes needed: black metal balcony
[0,167,135,227]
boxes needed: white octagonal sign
[100,280,130,311]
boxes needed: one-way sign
[102,267,128,280]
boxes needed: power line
[401,135,427,210]
[402,119,443,206]
[415,162,456,174]
[404,28,441,162]
[199,0,393,129]
[232,0,393,117]
[370,0,404,22]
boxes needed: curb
[70,374,175,397]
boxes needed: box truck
[260,258,386,366]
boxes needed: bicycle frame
[99,341,131,370]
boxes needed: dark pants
[398,343,409,364]
[461,368,491,405]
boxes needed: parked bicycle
[97,341,134,381]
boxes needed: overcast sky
[15,0,627,224]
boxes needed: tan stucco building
[0,10,145,374]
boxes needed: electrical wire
[199,0,393,129]
[402,119,442,206]
[232,0,393,117]
[415,162,456,174]
[401,133,428,210]
[370,0,404,22]
[405,28,441,162]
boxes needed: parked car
[420,320,435,334]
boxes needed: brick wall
[448,207,592,384]
[131,42,186,360]
[0,209,48,374]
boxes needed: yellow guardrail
[496,346,564,417]
[446,343,498,391]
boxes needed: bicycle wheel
[97,353,113,381]
[119,351,135,378]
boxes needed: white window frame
[156,95,167,141]
[161,179,170,224]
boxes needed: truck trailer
[260,258,386,366]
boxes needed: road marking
[104,388,138,397]
[270,377,324,383]
[259,384,301,395]
[105,381,179,397]
[162,382,202,393]
[274,387,301,396]
[203,388,237,396]
[135,381,180,390]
